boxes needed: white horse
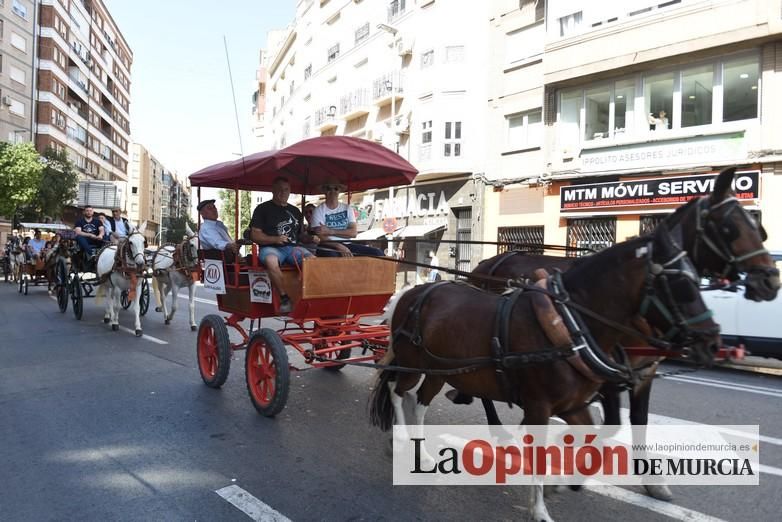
[97,223,147,336]
[8,248,25,283]
[152,224,199,331]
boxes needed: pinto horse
[459,166,779,500]
[97,224,147,336]
[370,225,720,522]
[151,224,200,331]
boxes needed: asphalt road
[1,281,780,521]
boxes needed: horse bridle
[693,196,775,279]
[118,230,146,269]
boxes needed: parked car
[701,251,782,360]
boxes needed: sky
[103,0,294,181]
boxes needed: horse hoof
[111,324,119,331]
[103,317,110,324]
[155,306,162,313]
[135,329,143,337]
[164,319,170,325]
[644,484,673,501]
[191,325,197,331]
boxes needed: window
[559,89,582,148]
[681,64,713,127]
[9,65,25,85]
[506,110,542,149]
[444,45,464,64]
[559,11,582,37]
[327,43,340,62]
[12,0,27,18]
[304,64,312,80]
[585,86,609,140]
[644,72,673,131]
[388,0,406,22]
[723,56,759,122]
[613,79,634,136]
[505,24,544,66]
[8,97,24,116]
[421,49,434,69]
[421,120,432,144]
[444,121,462,157]
[11,32,26,52]
[355,22,369,45]
[131,186,138,194]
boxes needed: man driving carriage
[73,205,105,263]
[250,176,317,314]
[197,199,241,262]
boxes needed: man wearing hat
[197,199,239,261]
[311,177,383,257]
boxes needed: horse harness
[152,236,199,279]
[391,238,715,402]
[99,234,145,300]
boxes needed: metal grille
[455,208,472,273]
[639,214,669,236]
[497,226,544,255]
[566,217,616,257]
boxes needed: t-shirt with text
[311,202,356,241]
[75,217,102,242]
[250,201,303,246]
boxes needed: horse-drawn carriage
[189,136,416,417]
[16,223,71,296]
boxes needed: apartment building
[257,0,491,274]
[35,0,132,210]
[487,0,782,255]
[1,0,36,143]
[128,143,163,244]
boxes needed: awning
[393,223,446,239]
[19,222,70,231]
[355,228,388,240]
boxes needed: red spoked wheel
[197,314,232,388]
[245,328,290,417]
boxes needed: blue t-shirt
[75,217,102,243]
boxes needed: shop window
[723,56,759,122]
[455,208,472,272]
[681,64,713,128]
[585,86,610,140]
[497,226,544,255]
[566,217,616,257]
[639,214,669,236]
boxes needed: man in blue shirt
[74,206,105,258]
[197,199,239,261]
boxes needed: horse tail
[369,363,397,432]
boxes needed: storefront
[352,176,481,282]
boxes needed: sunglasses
[324,185,341,191]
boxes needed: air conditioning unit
[395,37,413,57]
[2,96,12,107]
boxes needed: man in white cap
[197,199,239,261]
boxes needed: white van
[701,252,782,360]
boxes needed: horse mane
[663,196,700,229]
[564,235,650,281]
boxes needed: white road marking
[586,485,728,522]
[117,326,168,345]
[177,293,217,305]
[664,375,782,399]
[619,408,782,448]
[666,374,782,393]
[216,485,291,522]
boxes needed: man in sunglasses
[311,177,383,257]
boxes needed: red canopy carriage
[189,136,417,417]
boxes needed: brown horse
[458,166,779,500]
[370,225,721,522]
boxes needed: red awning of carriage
[189,136,418,194]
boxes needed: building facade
[1,0,36,144]
[484,0,782,258]
[35,0,132,209]
[257,0,492,277]
[128,142,163,244]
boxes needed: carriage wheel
[120,289,131,310]
[23,278,28,295]
[71,274,83,320]
[139,278,150,316]
[197,315,232,388]
[56,260,68,313]
[18,275,24,294]
[245,329,290,417]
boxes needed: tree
[164,215,198,243]
[218,189,251,237]
[0,142,44,218]
[32,148,79,221]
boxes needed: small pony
[151,224,200,331]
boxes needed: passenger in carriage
[74,205,105,259]
[28,229,47,263]
[107,208,131,243]
[250,176,316,314]
[196,199,240,262]
[311,177,384,258]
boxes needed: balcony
[373,71,404,105]
[339,88,371,120]
[314,105,339,131]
